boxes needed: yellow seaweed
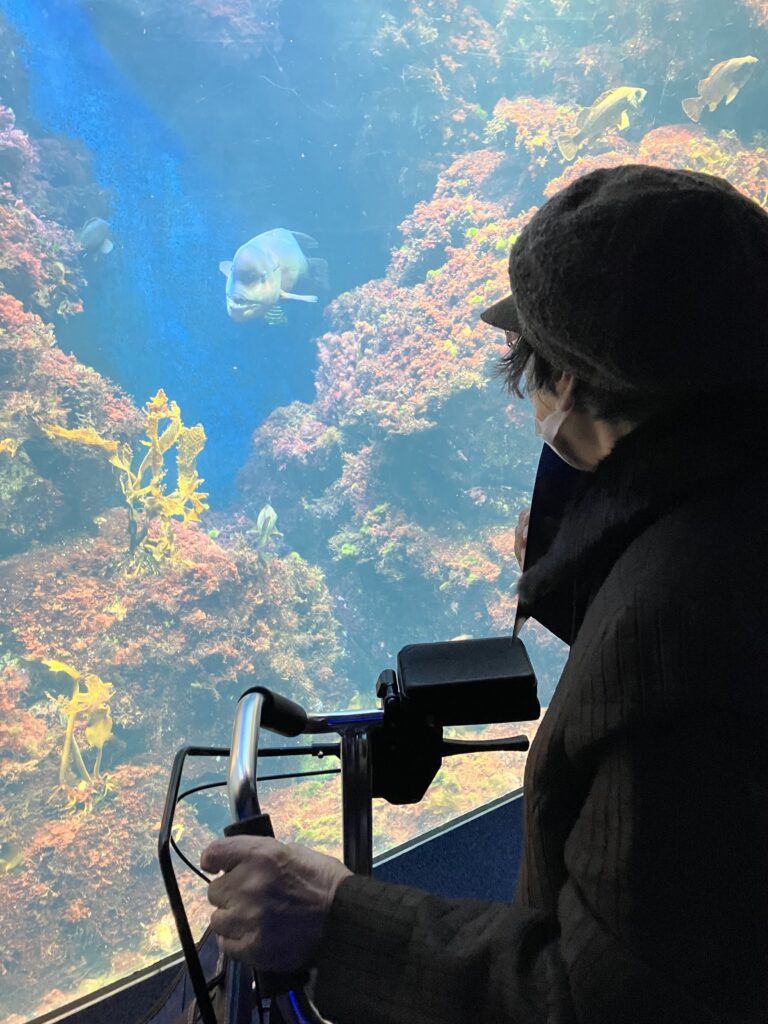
[42,424,120,457]
[43,389,209,574]
[0,437,20,456]
[42,658,81,679]
[45,662,115,787]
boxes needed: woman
[203,164,768,1023]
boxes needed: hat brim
[480,294,522,331]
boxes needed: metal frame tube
[340,726,374,874]
[228,691,265,821]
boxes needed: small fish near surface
[557,86,647,162]
[219,228,329,323]
[78,217,114,257]
[682,56,759,123]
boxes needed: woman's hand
[514,508,530,570]
[202,836,352,971]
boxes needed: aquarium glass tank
[0,0,766,1018]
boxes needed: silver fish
[78,217,114,256]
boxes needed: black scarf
[517,389,768,644]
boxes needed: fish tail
[682,95,705,122]
[308,257,330,291]
[557,135,579,161]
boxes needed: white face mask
[534,404,590,471]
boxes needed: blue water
[2,0,398,505]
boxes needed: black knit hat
[481,164,768,395]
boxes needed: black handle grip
[239,686,308,737]
[223,811,310,998]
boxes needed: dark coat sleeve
[312,599,768,1024]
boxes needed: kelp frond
[43,388,209,574]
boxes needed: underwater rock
[0,761,212,1022]
[0,15,30,125]
[0,107,87,316]
[85,0,283,66]
[0,295,143,555]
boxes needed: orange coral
[484,96,580,159]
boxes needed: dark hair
[494,332,669,425]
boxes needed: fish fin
[618,109,630,129]
[557,135,579,161]
[575,106,590,129]
[219,261,233,277]
[289,231,319,250]
[99,238,114,255]
[708,100,719,111]
[681,96,704,122]
[307,257,330,291]
[725,85,740,105]
[280,290,318,303]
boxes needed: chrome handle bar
[229,690,384,874]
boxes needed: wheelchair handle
[227,689,386,1023]
[230,688,384,875]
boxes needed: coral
[484,95,579,158]
[0,105,38,188]
[234,140,548,700]
[434,149,509,200]
[0,107,85,316]
[638,126,768,203]
[388,189,507,284]
[0,515,342,1017]
[0,507,342,717]
[248,401,342,469]
[0,296,143,557]
[365,0,509,179]
[0,110,139,565]
[0,660,52,774]
[0,761,214,1021]
[0,99,109,230]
